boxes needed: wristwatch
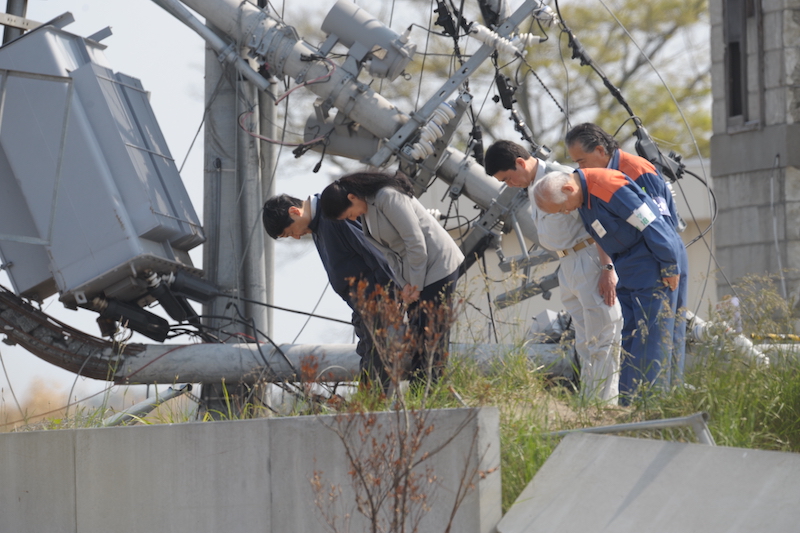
[602,264,614,271]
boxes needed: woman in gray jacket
[320,171,464,384]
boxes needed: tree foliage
[390,0,711,160]
[520,0,712,159]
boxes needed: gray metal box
[0,23,204,307]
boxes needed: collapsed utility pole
[0,0,562,385]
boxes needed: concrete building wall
[0,407,501,533]
[710,0,800,305]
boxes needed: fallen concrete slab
[498,432,800,533]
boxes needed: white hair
[532,171,572,208]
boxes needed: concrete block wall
[709,0,726,134]
[712,165,800,297]
[0,407,501,533]
[709,0,800,304]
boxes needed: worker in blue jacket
[262,194,396,390]
[566,123,688,387]
[532,168,685,403]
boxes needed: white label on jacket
[627,203,657,231]
[591,219,607,238]
[654,196,670,216]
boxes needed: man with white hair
[533,168,685,403]
[485,140,622,404]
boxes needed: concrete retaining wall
[0,407,501,533]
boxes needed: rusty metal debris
[0,284,142,381]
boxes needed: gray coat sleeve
[374,189,429,290]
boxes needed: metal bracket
[409,92,472,197]
[448,161,470,199]
[248,13,278,60]
[216,41,239,65]
[0,12,41,32]
[271,29,298,77]
[368,0,545,168]
[320,73,361,119]
[497,249,558,273]
[495,270,560,308]
[318,34,338,57]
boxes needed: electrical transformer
[0,18,204,322]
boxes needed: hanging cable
[273,55,336,105]
[292,282,333,344]
[238,109,327,147]
[232,295,352,325]
[517,55,567,118]
[769,154,788,299]
[481,254,499,343]
[554,0,687,184]
[681,169,717,248]
[414,0,437,111]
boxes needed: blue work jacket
[611,149,679,229]
[308,195,394,306]
[575,168,683,290]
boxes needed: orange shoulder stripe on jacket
[581,168,630,203]
[617,151,656,182]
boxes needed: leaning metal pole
[545,412,717,446]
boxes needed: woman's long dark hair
[320,171,414,219]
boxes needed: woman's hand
[401,283,420,304]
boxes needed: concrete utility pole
[257,0,275,342]
[199,22,272,415]
[2,0,26,43]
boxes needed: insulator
[511,33,541,49]
[467,23,520,56]
[533,4,559,26]
[419,121,445,144]
[431,101,456,126]
[409,140,435,160]
[145,271,160,288]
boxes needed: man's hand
[401,283,420,304]
[595,244,617,306]
[598,268,617,306]
[662,275,679,291]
